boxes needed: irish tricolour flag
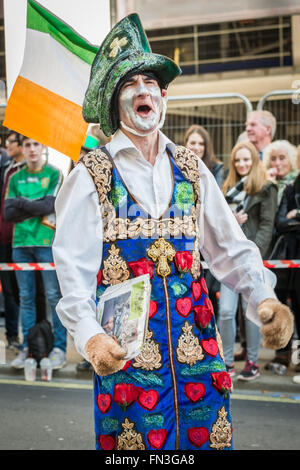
[3,0,98,161]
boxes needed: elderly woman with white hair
[263,140,299,374]
[263,140,299,204]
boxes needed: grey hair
[248,110,277,138]
[263,140,298,170]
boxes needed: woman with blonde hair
[218,141,278,380]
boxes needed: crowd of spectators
[0,110,299,384]
[184,110,300,384]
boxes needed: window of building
[147,16,292,75]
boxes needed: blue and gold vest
[81,146,233,451]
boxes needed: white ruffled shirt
[52,129,276,359]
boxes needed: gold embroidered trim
[215,325,225,362]
[190,236,201,279]
[80,149,116,242]
[176,321,204,366]
[209,406,232,450]
[104,212,197,243]
[132,329,162,370]
[80,147,200,242]
[117,418,146,450]
[173,146,202,279]
[173,146,200,201]
[147,238,176,278]
[81,149,113,206]
[102,244,130,286]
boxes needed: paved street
[0,378,299,450]
[0,379,94,450]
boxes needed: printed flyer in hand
[97,274,151,360]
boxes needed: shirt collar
[106,129,176,160]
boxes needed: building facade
[115,0,300,162]
[1,1,300,163]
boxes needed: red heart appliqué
[187,427,209,448]
[147,429,167,449]
[175,297,193,317]
[184,382,206,403]
[149,300,158,319]
[97,393,112,414]
[138,389,159,411]
[201,338,219,357]
[204,296,214,312]
[193,305,213,329]
[191,281,203,301]
[200,277,208,295]
[99,434,116,450]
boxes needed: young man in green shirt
[1,131,47,351]
[5,136,67,369]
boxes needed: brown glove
[258,298,294,350]
[85,333,127,376]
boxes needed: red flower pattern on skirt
[113,383,140,410]
[211,371,232,397]
[193,305,213,329]
[174,251,193,275]
[128,258,155,279]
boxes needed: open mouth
[136,104,153,117]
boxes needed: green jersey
[6,163,63,247]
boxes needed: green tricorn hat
[82,13,181,137]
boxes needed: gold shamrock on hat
[109,36,128,58]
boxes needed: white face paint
[118,75,166,136]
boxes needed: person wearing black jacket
[0,133,20,349]
[268,172,300,375]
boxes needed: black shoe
[237,361,260,381]
[76,359,93,372]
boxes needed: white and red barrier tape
[0,263,55,271]
[0,261,299,271]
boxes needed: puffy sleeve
[196,159,277,327]
[52,163,105,359]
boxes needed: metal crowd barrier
[167,92,253,115]
[256,89,296,110]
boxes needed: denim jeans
[218,283,261,366]
[0,244,19,339]
[12,246,66,352]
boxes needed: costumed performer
[52,14,293,451]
